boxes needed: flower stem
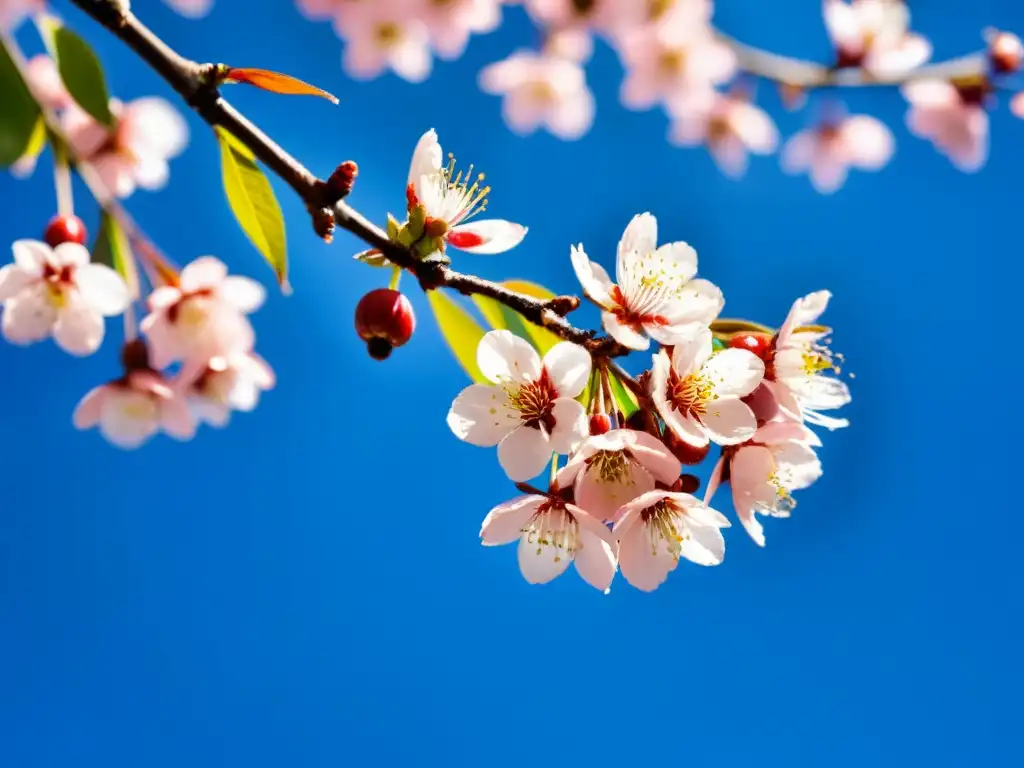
[52,145,74,218]
[549,453,558,487]
[388,265,401,291]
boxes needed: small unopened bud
[355,288,416,361]
[548,295,580,316]
[664,430,710,465]
[325,160,358,200]
[43,214,87,248]
[589,413,611,435]
[424,217,449,238]
[677,474,701,494]
[311,207,335,244]
[988,30,1023,74]
[120,338,151,372]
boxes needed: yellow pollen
[178,300,210,329]
[642,500,688,560]
[442,151,490,223]
[122,398,157,421]
[45,283,66,309]
[503,374,556,426]
[648,0,675,19]
[376,22,401,45]
[521,505,582,561]
[658,48,686,74]
[588,449,635,486]
[669,372,716,417]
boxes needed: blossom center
[658,48,686,75]
[667,369,716,417]
[438,152,490,226]
[570,0,596,18]
[609,285,670,330]
[648,0,674,19]
[640,500,689,560]
[506,369,558,431]
[376,22,402,46]
[587,448,638,486]
[521,502,582,562]
[118,393,159,422]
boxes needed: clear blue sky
[1,1,1021,765]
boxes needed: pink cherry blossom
[140,256,265,370]
[570,212,723,351]
[1012,92,1024,120]
[555,428,681,523]
[407,129,528,253]
[614,490,731,592]
[296,0,356,21]
[0,0,44,31]
[650,326,764,448]
[480,494,617,591]
[823,0,930,78]
[523,0,634,38]
[766,290,850,431]
[416,0,502,59]
[670,91,779,178]
[185,351,275,427]
[73,369,195,450]
[10,56,70,179]
[902,79,988,172]
[704,421,822,546]
[448,331,591,482]
[617,1,735,112]
[163,0,213,18]
[63,97,189,199]
[339,0,432,83]
[781,113,894,193]
[479,51,595,140]
[0,239,129,355]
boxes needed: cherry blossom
[63,97,188,199]
[73,369,195,450]
[704,421,822,546]
[479,51,595,140]
[554,428,681,523]
[650,326,764,448]
[339,0,432,83]
[0,239,129,355]
[140,256,265,371]
[570,212,723,351]
[0,0,43,31]
[416,0,502,60]
[902,80,989,172]
[1012,92,1024,120]
[781,113,894,193]
[162,0,213,18]
[617,1,735,112]
[407,129,528,254]
[480,494,617,591]
[523,0,631,39]
[614,490,731,591]
[766,290,850,431]
[447,331,591,482]
[11,56,70,179]
[184,351,276,427]
[295,0,353,21]
[823,0,931,78]
[669,91,779,178]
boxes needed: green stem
[388,266,401,291]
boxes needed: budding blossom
[669,91,779,178]
[781,113,894,193]
[571,212,723,351]
[185,351,276,427]
[480,494,617,591]
[0,239,129,355]
[478,51,595,140]
[338,0,432,83]
[63,97,189,198]
[902,80,989,172]
[448,331,591,482]
[824,0,931,77]
[141,256,265,372]
[705,421,822,546]
[614,490,731,591]
[554,429,681,523]
[407,129,528,254]
[650,326,765,448]
[73,369,195,450]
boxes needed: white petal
[480,495,545,546]
[123,97,189,159]
[823,0,863,49]
[447,383,519,446]
[570,243,614,307]
[448,220,528,255]
[703,348,764,398]
[629,430,683,485]
[616,213,658,268]
[408,128,442,186]
[99,391,159,449]
[161,395,197,441]
[219,276,266,313]
[543,342,591,398]
[477,329,542,384]
[497,425,552,482]
[679,524,725,566]
[2,286,57,344]
[670,326,713,378]
[517,527,572,584]
[51,242,90,268]
[11,240,50,274]
[573,524,617,592]
[73,385,108,429]
[548,398,587,455]
[75,263,130,316]
[53,295,105,356]
[180,256,227,292]
[602,312,649,350]
[700,397,757,445]
[0,265,35,301]
[842,115,895,170]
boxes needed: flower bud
[325,160,358,199]
[742,381,780,424]
[354,288,415,361]
[989,31,1023,74]
[120,338,151,372]
[663,430,710,465]
[424,217,449,238]
[43,214,87,248]
[728,332,772,360]
[589,413,611,435]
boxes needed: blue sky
[1,1,1021,766]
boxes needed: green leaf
[427,290,487,383]
[472,280,562,357]
[215,127,288,286]
[52,26,114,127]
[0,40,42,167]
[608,373,640,420]
[91,211,140,299]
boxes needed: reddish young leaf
[223,68,339,104]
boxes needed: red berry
[743,381,780,424]
[989,31,1023,74]
[677,474,701,494]
[664,431,710,465]
[728,332,772,360]
[589,413,611,435]
[43,214,87,248]
[354,288,415,360]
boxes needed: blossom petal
[570,244,614,307]
[73,385,108,429]
[700,397,757,445]
[602,312,649,350]
[548,397,587,455]
[679,524,725,565]
[543,342,591,398]
[219,276,266,313]
[53,295,105,356]
[573,511,617,592]
[480,495,545,546]
[75,263,130,316]
[11,240,50,275]
[616,212,658,267]
[477,329,542,384]
[0,265,34,301]
[497,426,552,482]
[629,430,683,485]
[516,527,572,584]
[161,396,197,441]
[123,97,189,159]
[703,348,764,397]
[447,383,518,446]
[670,326,713,378]
[50,242,89,268]
[842,115,895,170]
[99,391,159,450]
[616,518,677,592]
[180,256,227,292]
[448,220,527,255]
[2,286,57,345]
[408,128,442,185]
[575,460,655,524]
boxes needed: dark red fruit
[589,413,611,435]
[354,288,415,361]
[989,31,1023,74]
[743,381,780,424]
[664,431,710,465]
[677,474,701,494]
[43,214,87,248]
[728,332,772,360]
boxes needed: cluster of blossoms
[293,0,1024,191]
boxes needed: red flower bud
[354,288,415,361]
[728,332,772,360]
[989,31,1023,74]
[326,160,358,199]
[43,214,87,248]
[589,413,611,435]
[664,430,710,465]
[743,381,780,424]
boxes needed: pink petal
[219,275,265,313]
[447,383,518,447]
[180,256,227,292]
[573,526,617,592]
[602,312,649,350]
[575,461,655,523]
[703,348,765,398]
[616,212,658,263]
[702,456,726,507]
[545,87,595,140]
[570,244,614,307]
[11,240,50,274]
[122,97,189,160]
[480,495,545,545]
[700,396,758,445]
[629,430,682,485]
[53,295,105,356]
[548,397,587,454]
[616,518,676,592]
[2,285,57,345]
[0,265,35,301]
[160,395,197,441]
[73,385,109,429]
[75,263,130,316]
[476,330,542,384]
[497,425,552,482]
[781,131,817,173]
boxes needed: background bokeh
[1,1,1021,766]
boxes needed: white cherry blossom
[704,421,822,546]
[782,113,894,193]
[339,0,432,83]
[481,494,617,591]
[407,129,528,254]
[570,212,723,351]
[670,91,779,178]
[185,351,275,427]
[447,331,591,482]
[0,239,129,355]
[417,0,501,59]
[650,326,764,448]
[902,80,988,172]
[823,0,931,77]
[614,490,731,592]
